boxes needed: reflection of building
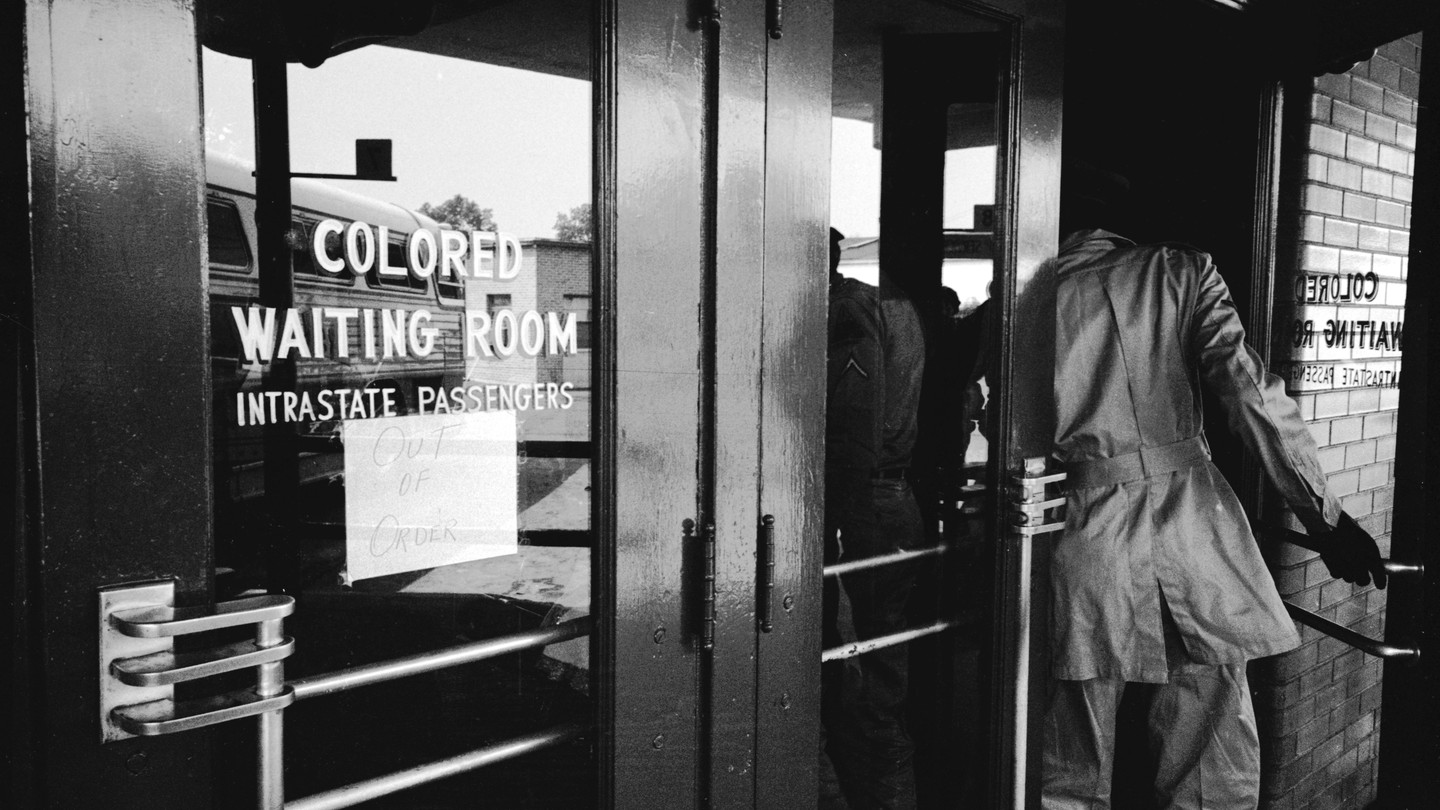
[464,238,592,390]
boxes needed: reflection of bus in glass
[206,152,469,575]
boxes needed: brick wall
[1260,33,1419,810]
[464,243,541,386]
[531,240,592,387]
[462,239,591,387]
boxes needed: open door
[821,0,1063,806]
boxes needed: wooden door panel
[756,1,832,808]
[17,0,214,805]
[709,1,768,806]
[611,1,707,805]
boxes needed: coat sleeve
[1189,254,1341,534]
[827,285,883,475]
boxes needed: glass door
[200,6,604,807]
[64,0,832,806]
[820,1,1063,806]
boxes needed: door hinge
[767,0,784,39]
[697,0,721,28]
[700,522,717,650]
[758,514,776,632]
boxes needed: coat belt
[1063,436,1210,489]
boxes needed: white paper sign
[342,411,518,582]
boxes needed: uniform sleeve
[1190,255,1341,533]
[827,287,883,475]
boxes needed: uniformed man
[1042,166,1388,809]
[822,227,927,809]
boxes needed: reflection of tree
[553,203,592,242]
[419,194,498,231]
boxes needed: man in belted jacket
[1043,176,1388,809]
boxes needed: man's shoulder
[1062,238,1212,279]
[829,277,879,339]
[1151,240,1212,264]
[1106,239,1210,263]
[831,275,876,296]
[830,276,878,309]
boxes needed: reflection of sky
[203,46,591,239]
[838,258,992,307]
[942,259,994,308]
[830,118,997,239]
[203,46,987,252]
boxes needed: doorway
[825,0,1063,806]
[11,0,1070,806]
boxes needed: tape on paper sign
[342,410,519,582]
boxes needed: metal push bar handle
[110,594,295,638]
[111,637,295,687]
[285,723,587,810]
[1255,521,1424,579]
[1283,603,1419,661]
[822,621,955,663]
[101,588,296,746]
[823,543,950,578]
[279,617,592,809]
[113,689,296,737]
[1256,521,1422,661]
[1385,558,1423,578]
[290,618,592,700]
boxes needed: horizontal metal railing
[822,543,951,578]
[289,618,591,700]
[285,723,587,810]
[822,540,964,661]
[279,617,593,810]
[822,621,956,663]
[1259,521,1424,580]
[1257,521,1422,661]
[818,476,989,662]
[1283,603,1419,661]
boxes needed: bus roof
[206,150,436,234]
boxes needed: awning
[1226,0,1431,77]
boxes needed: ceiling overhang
[199,0,1432,80]
[1210,0,1430,76]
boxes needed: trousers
[820,477,923,810]
[1041,613,1261,810]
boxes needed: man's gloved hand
[1317,511,1388,590]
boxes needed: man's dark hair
[1060,160,1130,235]
[829,227,845,275]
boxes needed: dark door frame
[1376,10,1440,807]
[12,0,215,806]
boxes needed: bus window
[369,238,430,293]
[207,198,252,272]
[290,218,344,283]
[436,271,464,302]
